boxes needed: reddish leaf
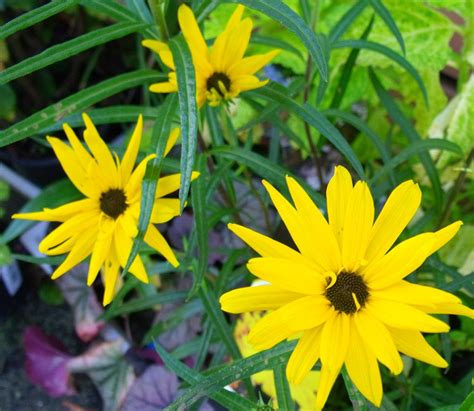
[23,326,75,398]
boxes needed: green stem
[148,0,169,41]
[341,368,370,411]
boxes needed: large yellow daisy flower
[142,4,280,107]
[220,166,473,409]
[13,114,198,305]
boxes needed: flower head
[220,166,473,409]
[142,5,279,107]
[13,114,198,305]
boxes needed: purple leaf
[121,365,178,411]
[23,326,75,398]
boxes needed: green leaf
[223,0,328,81]
[341,369,370,411]
[370,139,462,184]
[328,0,369,43]
[248,83,366,180]
[164,341,296,410]
[122,95,178,279]
[189,155,208,296]
[0,22,148,86]
[212,146,326,208]
[0,0,80,40]
[368,0,405,54]
[3,179,81,242]
[0,70,165,146]
[154,342,256,411]
[273,364,295,411]
[333,39,428,105]
[12,253,65,265]
[368,68,443,212]
[251,33,305,61]
[169,36,198,213]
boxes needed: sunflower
[220,166,473,409]
[142,4,280,107]
[13,114,198,305]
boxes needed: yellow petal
[421,302,474,318]
[428,220,463,254]
[87,217,115,286]
[220,285,303,314]
[228,223,310,263]
[222,18,252,69]
[354,310,403,374]
[13,199,96,223]
[231,75,268,92]
[150,198,180,224]
[177,4,208,59]
[286,326,323,385]
[63,123,93,169]
[229,50,280,77]
[366,298,450,333]
[51,228,97,279]
[82,113,117,183]
[247,257,326,295]
[125,154,156,202]
[144,224,179,268]
[155,171,200,198]
[47,137,99,198]
[102,257,120,306]
[142,40,174,68]
[326,166,353,248]
[365,180,421,263]
[345,325,383,407]
[150,82,178,93]
[342,181,374,272]
[388,327,448,368]
[286,176,341,272]
[262,180,320,269]
[320,313,350,372]
[121,115,143,184]
[164,127,180,157]
[316,363,341,410]
[371,280,461,307]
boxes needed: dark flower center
[325,272,369,314]
[100,189,128,219]
[206,72,231,96]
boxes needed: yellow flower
[235,310,320,410]
[220,166,473,409]
[142,4,280,107]
[13,114,198,305]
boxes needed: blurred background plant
[0,0,472,410]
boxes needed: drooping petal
[220,285,304,314]
[228,50,281,77]
[354,310,403,374]
[12,199,96,223]
[387,327,448,368]
[342,181,374,272]
[144,224,179,268]
[155,171,200,198]
[316,361,342,410]
[228,223,310,264]
[177,5,208,59]
[141,40,175,70]
[87,217,115,286]
[365,180,421,263]
[164,128,180,157]
[102,256,120,306]
[366,298,450,333]
[247,309,296,351]
[286,176,341,272]
[150,198,181,224]
[326,166,353,248]
[47,137,99,198]
[345,325,383,407]
[121,115,143,184]
[286,326,323,385]
[320,313,350,373]
[246,257,326,295]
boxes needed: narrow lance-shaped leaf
[368,68,443,212]
[333,39,428,106]
[121,94,178,279]
[0,22,148,86]
[273,363,295,411]
[0,70,165,146]
[223,0,328,81]
[0,0,80,40]
[328,0,369,43]
[368,0,406,55]
[248,83,366,179]
[169,36,198,213]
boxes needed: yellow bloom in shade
[142,4,279,107]
[235,310,320,410]
[13,114,198,305]
[220,166,473,409]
